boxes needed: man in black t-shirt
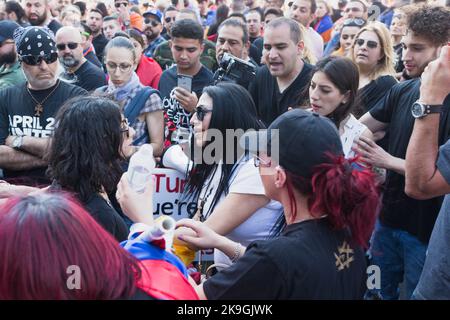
[158,19,213,146]
[355,5,450,300]
[249,17,313,126]
[244,9,262,44]
[56,26,106,91]
[86,9,108,63]
[0,26,86,185]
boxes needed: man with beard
[55,26,105,91]
[86,8,108,63]
[0,26,86,185]
[23,0,62,34]
[143,9,165,58]
[161,6,178,40]
[0,20,25,88]
[355,5,450,300]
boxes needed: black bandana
[13,26,56,57]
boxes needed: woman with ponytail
[172,109,380,299]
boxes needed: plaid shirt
[144,36,166,58]
[122,85,163,145]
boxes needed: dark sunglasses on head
[345,7,362,12]
[115,2,128,8]
[165,16,176,23]
[355,38,378,49]
[343,18,366,27]
[56,42,79,51]
[194,105,212,121]
[144,18,159,26]
[19,52,58,66]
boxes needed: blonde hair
[350,21,396,80]
[298,23,317,64]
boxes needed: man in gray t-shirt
[404,46,450,299]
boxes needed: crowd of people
[0,0,449,300]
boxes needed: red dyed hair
[0,192,140,299]
[285,154,380,248]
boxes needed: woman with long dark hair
[176,82,283,268]
[47,96,134,241]
[174,109,381,299]
[308,56,373,159]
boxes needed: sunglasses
[115,2,128,8]
[144,18,159,27]
[56,42,79,51]
[345,7,362,13]
[194,105,212,121]
[19,52,58,66]
[253,156,271,168]
[343,18,366,27]
[355,38,378,49]
[120,118,130,137]
[165,16,176,23]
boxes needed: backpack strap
[124,86,160,145]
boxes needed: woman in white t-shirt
[307,56,373,158]
[176,83,283,267]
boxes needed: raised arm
[405,46,450,200]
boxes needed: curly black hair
[406,4,450,47]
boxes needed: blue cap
[143,9,162,22]
[0,20,20,43]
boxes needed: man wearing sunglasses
[161,6,179,41]
[0,26,86,186]
[0,20,25,89]
[23,0,62,34]
[55,26,106,91]
[143,9,165,58]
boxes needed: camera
[214,53,256,89]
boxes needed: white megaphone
[161,144,193,175]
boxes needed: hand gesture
[174,87,198,113]
[176,218,224,250]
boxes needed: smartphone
[177,74,193,92]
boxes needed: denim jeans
[367,220,428,300]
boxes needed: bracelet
[230,242,243,263]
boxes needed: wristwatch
[12,135,24,150]
[411,101,443,119]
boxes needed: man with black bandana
[24,0,62,34]
[0,26,86,185]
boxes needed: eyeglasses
[165,16,176,23]
[343,18,366,27]
[120,118,130,137]
[355,38,378,49]
[105,61,133,72]
[0,40,15,47]
[144,18,159,27]
[253,156,271,168]
[194,105,212,121]
[56,42,79,51]
[115,2,128,8]
[19,52,58,66]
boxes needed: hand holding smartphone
[177,74,193,92]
